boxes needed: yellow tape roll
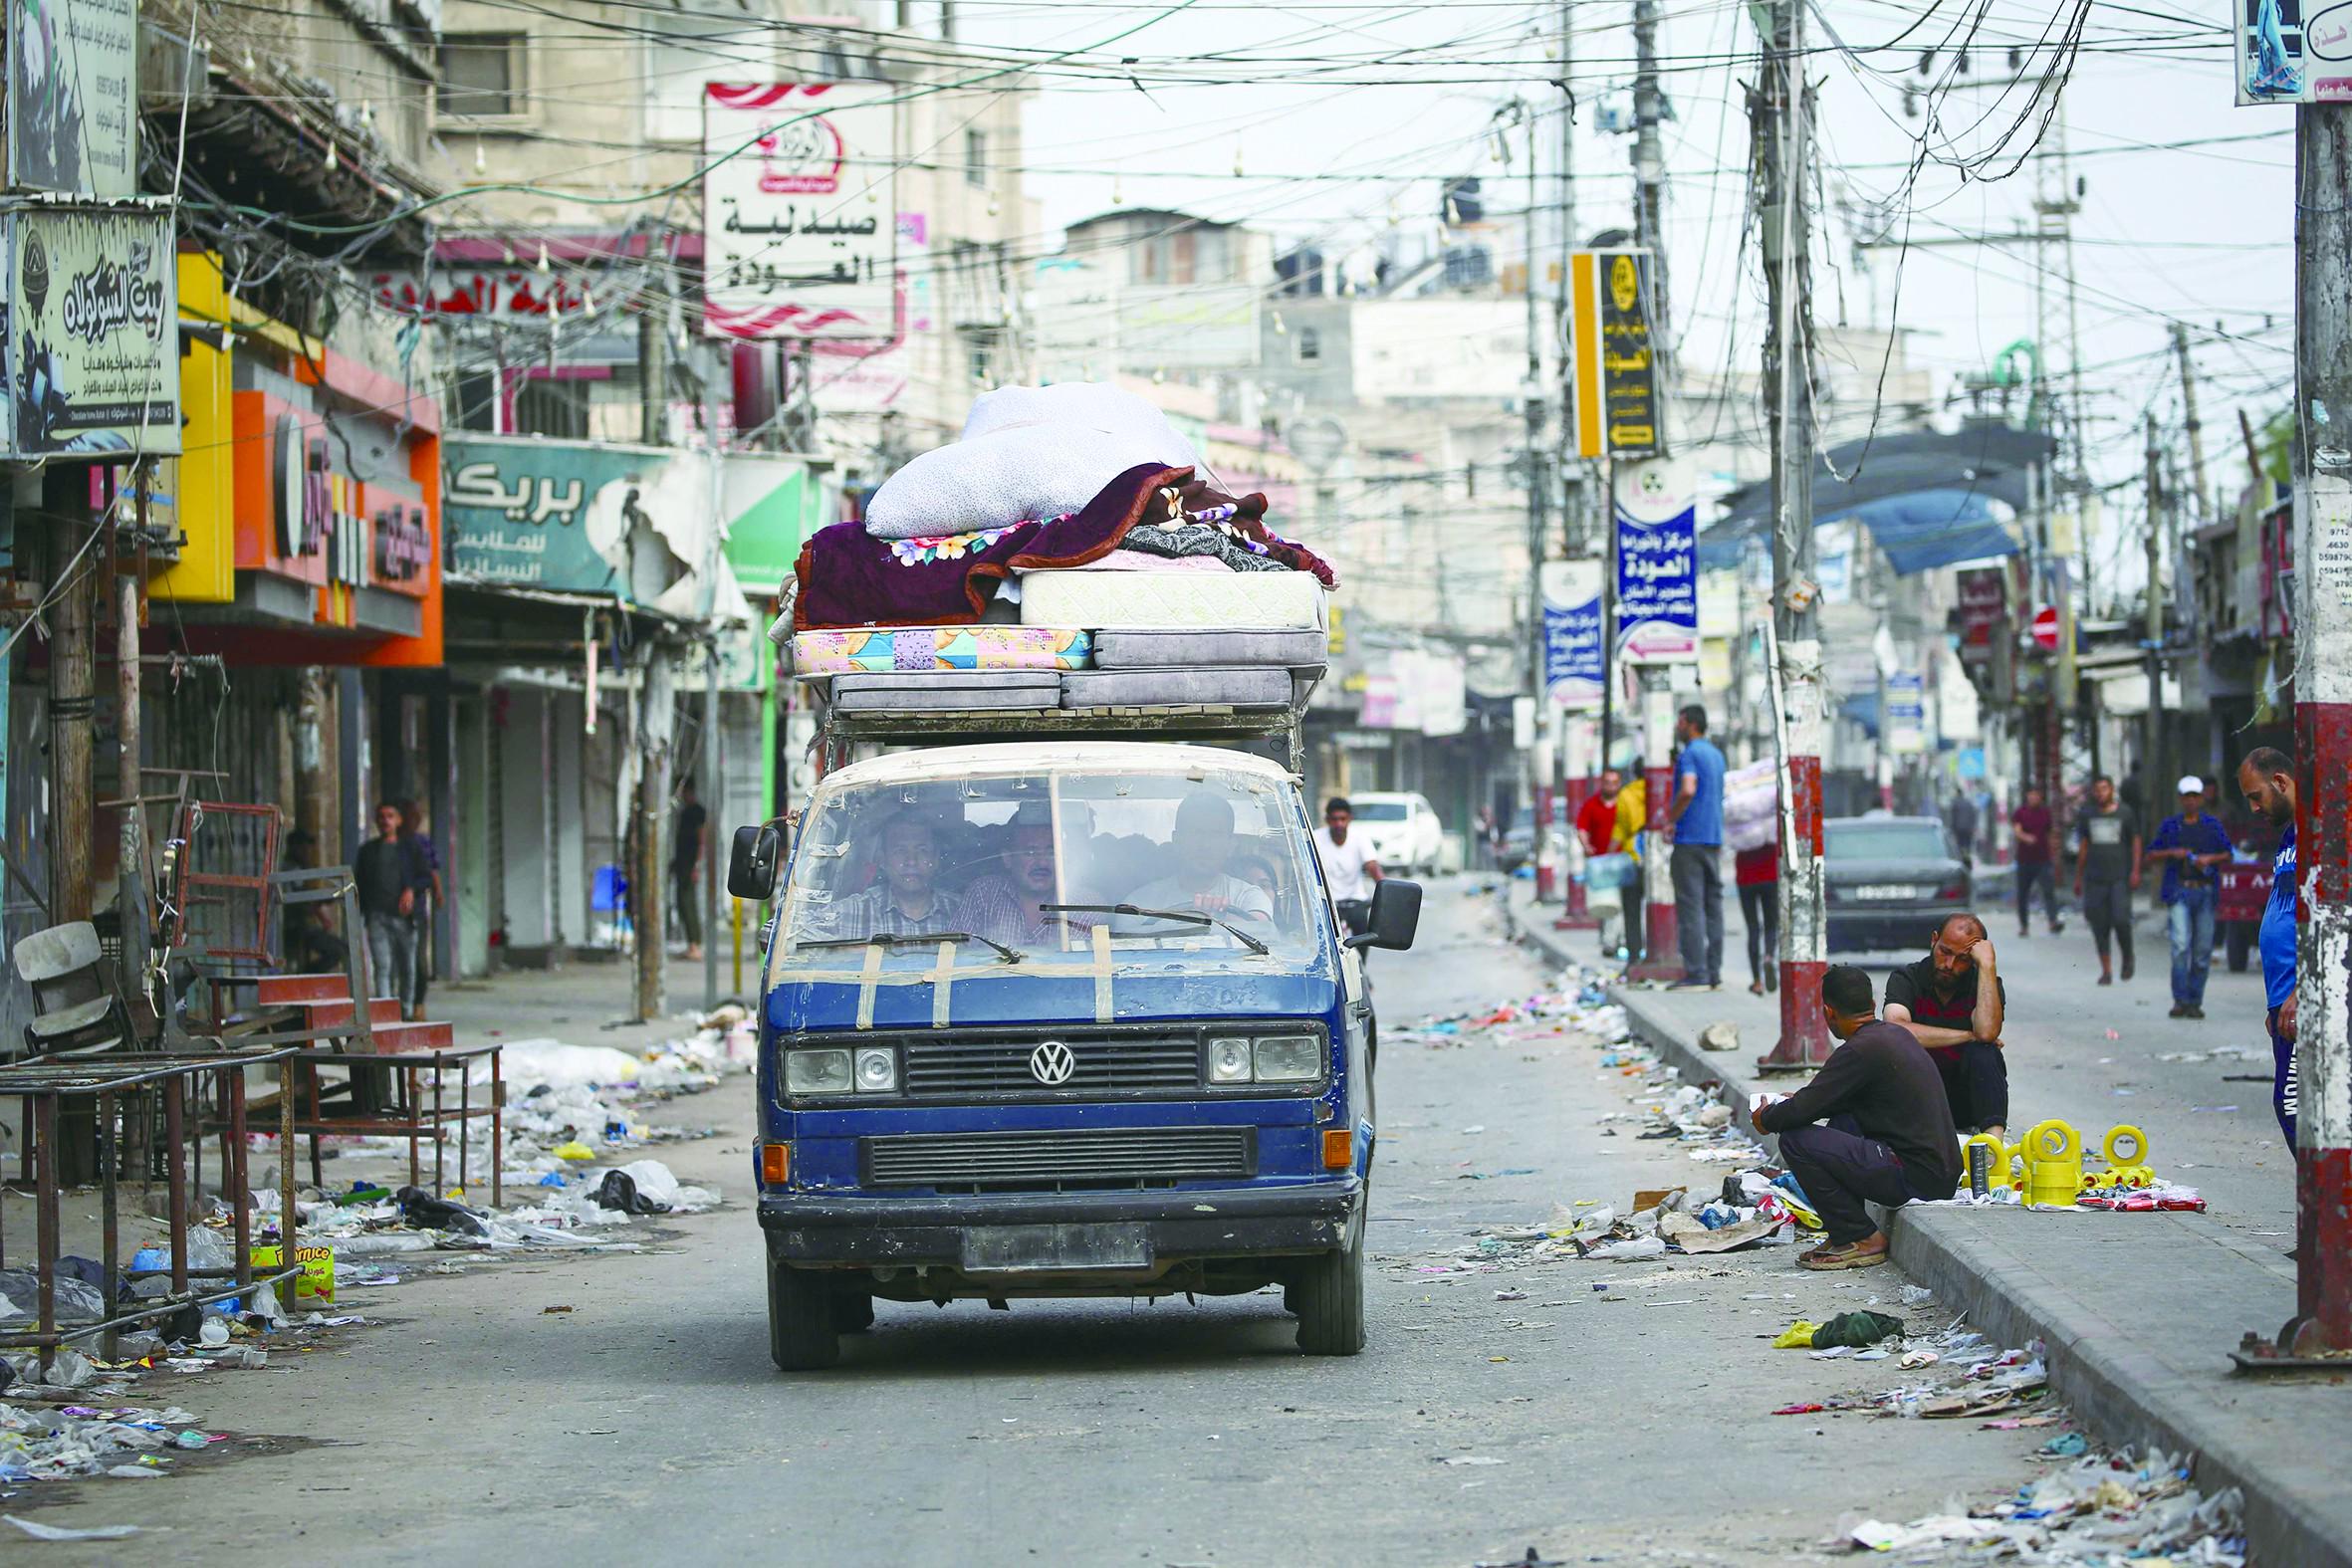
[2104,1124,2149,1168]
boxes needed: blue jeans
[2166,885,2216,1006]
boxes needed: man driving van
[964,806,1071,948]
[1121,792,1276,937]
[841,812,962,938]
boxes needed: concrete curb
[1500,893,2349,1568]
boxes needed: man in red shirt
[1576,769,1621,859]
[2008,785,2063,939]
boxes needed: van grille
[901,1030,1202,1099]
[862,1127,1256,1191]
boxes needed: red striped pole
[1626,683,1685,982]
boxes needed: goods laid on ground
[782,383,1333,717]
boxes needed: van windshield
[774,763,1331,974]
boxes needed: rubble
[1834,1447,2244,1563]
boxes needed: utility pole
[50,499,96,927]
[2173,323,2210,528]
[1512,101,1555,904]
[1754,0,1831,1068]
[1631,0,1669,356]
[2243,98,2352,1365]
[1552,0,1598,932]
[2142,415,2166,832]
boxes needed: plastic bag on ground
[0,1270,106,1321]
[613,1160,720,1214]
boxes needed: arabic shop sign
[443,436,627,593]
[2235,0,2352,104]
[1613,456,1698,664]
[1568,249,1662,459]
[1540,558,1604,711]
[1958,567,2006,665]
[4,206,178,458]
[702,82,896,340]
[9,0,138,199]
[366,267,598,325]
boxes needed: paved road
[21,885,2065,1564]
[1560,874,2296,1241]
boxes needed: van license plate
[961,1224,1152,1272]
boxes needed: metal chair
[13,922,133,1056]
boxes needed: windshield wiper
[798,931,1024,965]
[1040,903,1271,958]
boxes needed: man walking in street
[2071,775,2142,986]
[1665,706,1726,990]
[2009,785,2063,937]
[354,801,429,1016]
[1753,964,1962,1271]
[2145,776,2234,1020]
[1736,840,1778,996]
[2237,747,2299,1150]
[672,780,710,962]
[1576,770,1621,863]
[1943,788,1979,864]
[1881,912,2008,1147]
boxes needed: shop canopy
[1698,425,2058,576]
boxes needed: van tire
[1294,1204,1366,1356]
[768,1258,841,1370]
[831,1288,876,1333]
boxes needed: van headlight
[1252,1034,1323,1082]
[1203,1032,1325,1086]
[853,1047,899,1093]
[785,1048,854,1095]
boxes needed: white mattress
[1018,569,1327,631]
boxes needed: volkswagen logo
[1028,1039,1076,1086]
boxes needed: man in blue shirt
[1666,703,1727,990]
[2236,747,2298,1149]
[2144,776,2234,1020]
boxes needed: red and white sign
[2032,604,2060,651]
[702,83,896,340]
[1958,567,2006,664]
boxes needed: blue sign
[1618,503,1693,662]
[1539,560,1603,709]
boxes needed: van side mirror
[1345,878,1422,951]
[728,821,786,900]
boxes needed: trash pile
[1768,1318,2054,1420]
[1836,1447,2244,1562]
[0,1399,223,1481]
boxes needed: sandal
[1799,1243,1891,1271]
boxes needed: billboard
[1958,566,2006,664]
[702,82,897,340]
[2233,0,2352,103]
[1568,249,1662,458]
[1613,457,1698,664]
[9,0,137,198]
[4,207,178,458]
[1540,558,1604,710]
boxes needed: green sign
[719,455,822,598]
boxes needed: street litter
[1832,1446,2242,1563]
[6,1515,147,1541]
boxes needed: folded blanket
[792,625,1092,677]
[796,466,1335,630]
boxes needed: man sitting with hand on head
[1881,913,2009,1149]
[1754,965,1962,1271]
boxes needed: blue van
[727,740,1420,1368]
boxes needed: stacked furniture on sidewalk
[784,384,1335,769]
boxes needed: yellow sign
[149,255,238,603]
[1568,250,1663,460]
[250,1242,337,1303]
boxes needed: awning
[1700,425,2057,576]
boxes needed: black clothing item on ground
[1778,1118,1922,1245]
[1740,881,1779,984]
[354,836,424,920]
[1934,1038,2008,1131]
[2015,858,2061,931]
[1671,842,1725,984]
[671,800,709,876]
[1757,1019,1962,1199]
[2081,877,2134,966]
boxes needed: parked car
[1347,791,1444,876]
[1822,815,1973,953]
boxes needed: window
[964,127,988,188]
[1294,327,1321,364]
[438,33,525,118]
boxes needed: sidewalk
[1503,881,2352,1568]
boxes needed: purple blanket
[795,465,1338,629]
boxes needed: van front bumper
[759,1181,1359,1267]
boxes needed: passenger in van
[1119,792,1276,936]
[840,812,963,938]
[963,807,1075,948]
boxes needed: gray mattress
[1090,628,1328,669]
[1058,666,1298,710]
[830,669,1059,713]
